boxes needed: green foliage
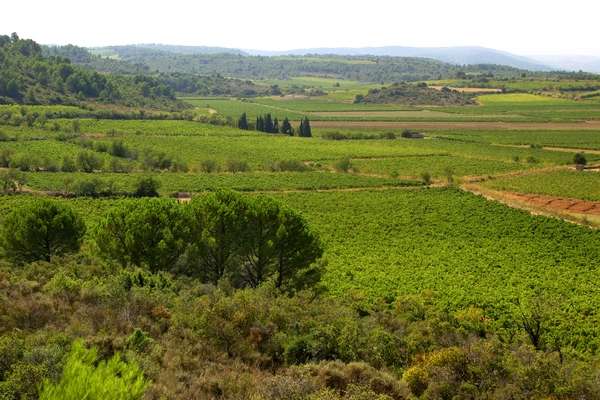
[198,159,219,173]
[133,176,160,197]
[225,159,250,173]
[0,34,180,108]
[334,157,353,173]
[185,191,323,290]
[76,151,103,173]
[0,169,26,193]
[94,199,190,272]
[39,340,148,400]
[298,116,312,137]
[237,112,249,130]
[0,199,85,263]
[574,152,587,166]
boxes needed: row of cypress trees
[237,113,311,137]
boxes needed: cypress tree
[302,117,312,137]
[264,113,274,133]
[273,117,279,134]
[256,116,264,132]
[237,113,249,130]
[281,117,292,135]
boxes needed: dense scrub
[2,256,600,399]
[355,83,475,106]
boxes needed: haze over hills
[244,46,552,71]
[531,55,600,73]
[89,43,600,73]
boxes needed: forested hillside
[46,45,276,97]
[0,34,181,109]
[88,46,530,81]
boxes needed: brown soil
[462,183,600,227]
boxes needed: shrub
[109,140,132,158]
[39,340,148,400]
[322,131,350,141]
[268,160,309,172]
[199,159,219,173]
[73,178,108,197]
[574,152,587,166]
[526,156,539,164]
[76,151,103,173]
[421,172,432,186]
[9,153,36,171]
[334,157,353,173]
[134,177,160,198]
[379,131,396,140]
[0,169,26,193]
[0,149,13,167]
[60,156,77,172]
[225,159,250,173]
[0,199,85,264]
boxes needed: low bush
[225,159,250,173]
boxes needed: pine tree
[273,118,279,134]
[237,113,249,130]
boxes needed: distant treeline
[46,43,548,83]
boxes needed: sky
[4,0,600,56]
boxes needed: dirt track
[311,120,600,130]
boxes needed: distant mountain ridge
[244,46,552,71]
[87,43,600,74]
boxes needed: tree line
[238,113,312,137]
[0,193,323,292]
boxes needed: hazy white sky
[5,0,600,56]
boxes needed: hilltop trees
[0,199,86,264]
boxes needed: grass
[22,171,419,193]
[349,154,526,178]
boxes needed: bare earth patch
[462,183,600,226]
